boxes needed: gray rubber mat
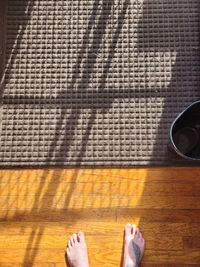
[0,0,200,166]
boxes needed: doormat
[0,0,200,166]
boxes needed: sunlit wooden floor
[1,167,200,266]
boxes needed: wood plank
[1,222,200,236]
[1,208,200,223]
[117,208,200,223]
[0,263,198,267]
[1,181,200,197]
[141,265,200,267]
[0,264,56,267]
[143,250,200,264]
[1,167,200,184]
[1,195,200,210]
[0,234,183,251]
[183,236,200,249]
[0,249,200,265]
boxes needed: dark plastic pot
[169,101,200,161]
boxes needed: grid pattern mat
[0,0,200,166]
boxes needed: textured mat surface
[0,0,200,166]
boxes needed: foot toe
[72,233,78,243]
[136,227,141,236]
[66,247,70,254]
[138,231,142,240]
[67,240,71,249]
[78,231,85,243]
[131,224,137,235]
[70,236,74,246]
[125,224,132,236]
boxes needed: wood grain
[1,167,200,266]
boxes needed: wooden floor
[1,167,200,266]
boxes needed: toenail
[78,231,83,235]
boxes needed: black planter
[169,101,200,161]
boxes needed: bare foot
[123,224,145,267]
[65,232,89,267]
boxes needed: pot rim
[169,100,200,161]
